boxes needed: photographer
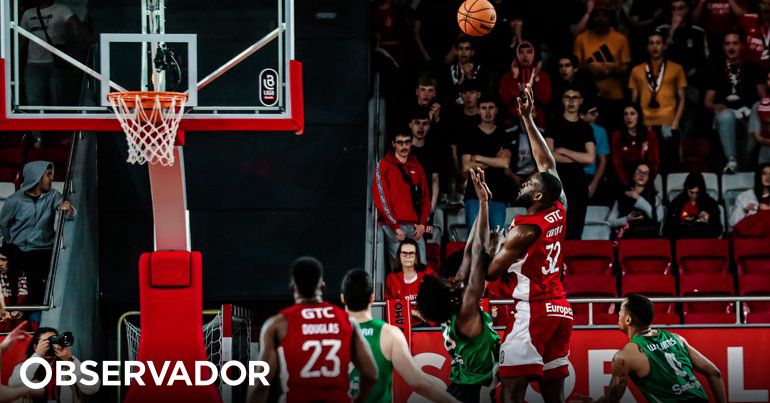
[9,328,98,403]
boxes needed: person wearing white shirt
[729,163,770,227]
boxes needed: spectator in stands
[627,0,664,63]
[0,320,34,401]
[0,243,29,332]
[499,41,551,128]
[629,32,687,173]
[0,161,74,305]
[552,54,599,110]
[19,0,90,107]
[408,107,440,233]
[385,239,435,303]
[580,100,611,204]
[370,0,409,67]
[414,0,458,65]
[573,1,631,131]
[665,172,723,239]
[656,0,709,138]
[413,76,442,125]
[729,163,770,227]
[693,0,748,57]
[749,71,770,164]
[611,103,661,188]
[460,96,515,229]
[373,131,431,268]
[443,36,485,105]
[505,117,538,184]
[705,32,764,174]
[448,80,482,200]
[738,0,770,71]
[608,163,664,239]
[547,87,596,239]
[10,327,99,401]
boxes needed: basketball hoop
[107,91,188,166]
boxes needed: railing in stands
[371,296,770,329]
[365,73,387,298]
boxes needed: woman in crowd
[730,163,770,228]
[665,172,723,239]
[385,239,434,323]
[608,163,664,239]
[611,103,660,188]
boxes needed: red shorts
[498,298,573,380]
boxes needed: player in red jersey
[486,84,572,403]
[248,257,378,403]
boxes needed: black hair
[724,30,744,42]
[620,102,649,151]
[578,98,599,115]
[682,171,710,204]
[416,75,438,89]
[454,35,474,48]
[415,275,459,323]
[558,54,580,68]
[408,106,431,122]
[477,95,499,107]
[341,269,373,312]
[392,239,427,273]
[390,128,413,143]
[536,172,563,206]
[562,85,583,98]
[754,163,770,201]
[625,294,654,328]
[647,31,665,42]
[26,327,59,358]
[291,257,323,299]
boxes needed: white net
[107,91,187,166]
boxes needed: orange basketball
[457,0,497,37]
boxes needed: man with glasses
[579,100,611,204]
[552,54,598,111]
[373,130,431,268]
[546,88,596,239]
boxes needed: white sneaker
[723,160,737,174]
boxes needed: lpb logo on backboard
[259,68,279,106]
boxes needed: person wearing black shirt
[705,32,765,173]
[665,172,723,239]
[546,88,596,239]
[552,55,599,117]
[460,97,516,230]
[448,79,482,201]
[408,107,441,220]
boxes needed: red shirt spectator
[739,7,770,71]
[611,104,660,186]
[373,141,431,232]
[385,240,434,324]
[499,41,551,127]
[0,244,29,333]
[696,0,748,36]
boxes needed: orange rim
[107,91,188,109]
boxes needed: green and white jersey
[629,329,709,402]
[350,319,393,403]
[441,309,501,386]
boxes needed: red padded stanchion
[123,251,222,403]
[386,299,413,348]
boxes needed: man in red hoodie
[374,130,431,269]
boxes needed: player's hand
[412,225,425,240]
[488,226,505,256]
[54,345,73,361]
[470,168,493,203]
[516,84,535,117]
[395,228,407,241]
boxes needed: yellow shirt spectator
[628,61,687,127]
[574,29,631,100]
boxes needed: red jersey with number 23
[277,302,353,402]
[508,201,567,301]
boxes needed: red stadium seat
[676,239,730,274]
[563,240,614,275]
[739,274,770,313]
[682,312,737,324]
[124,251,222,403]
[564,274,617,325]
[618,239,672,275]
[735,239,770,275]
[426,242,441,271]
[621,274,676,314]
[444,241,465,260]
[745,311,770,324]
[26,146,70,181]
[653,312,681,325]
[680,273,735,312]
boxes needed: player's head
[416,274,463,323]
[290,256,324,300]
[341,269,373,313]
[619,294,654,332]
[513,171,562,209]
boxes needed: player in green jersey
[590,294,726,403]
[416,168,502,403]
[342,269,459,403]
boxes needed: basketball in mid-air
[457,0,496,37]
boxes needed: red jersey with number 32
[277,302,353,402]
[508,201,567,301]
